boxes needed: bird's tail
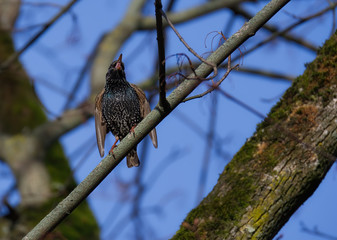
[126,148,140,168]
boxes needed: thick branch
[171,31,337,240]
[23,0,291,238]
[33,102,93,147]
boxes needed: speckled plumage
[95,54,158,168]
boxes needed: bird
[94,54,158,168]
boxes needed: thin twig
[0,0,79,71]
[164,2,336,81]
[160,9,218,81]
[183,55,238,102]
[301,222,337,240]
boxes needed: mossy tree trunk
[172,33,337,240]
[0,2,99,239]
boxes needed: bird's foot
[108,137,119,155]
[130,125,136,138]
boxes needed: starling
[95,54,158,168]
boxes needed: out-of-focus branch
[217,87,265,119]
[301,222,337,240]
[23,1,291,238]
[231,5,318,52]
[238,2,337,59]
[90,0,147,95]
[33,102,93,147]
[236,66,295,81]
[139,0,248,30]
[0,0,79,70]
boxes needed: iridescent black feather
[95,54,158,168]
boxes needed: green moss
[44,143,99,239]
[172,150,257,239]
[23,194,99,239]
[45,143,75,189]
[56,201,99,239]
[0,29,16,60]
[0,30,99,238]
[230,140,257,166]
[173,228,196,239]
[0,69,47,133]
[172,31,337,240]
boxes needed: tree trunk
[171,33,337,240]
[0,2,99,239]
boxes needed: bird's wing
[95,89,107,157]
[131,84,158,148]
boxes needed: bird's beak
[115,54,123,70]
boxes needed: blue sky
[1,0,336,239]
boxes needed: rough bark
[0,2,99,239]
[171,33,337,240]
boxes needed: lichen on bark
[171,32,337,240]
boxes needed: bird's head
[106,54,126,80]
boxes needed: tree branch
[155,0,167,107]
[171,32,337,240]
[23,0,291,238]
[33,102,93,147]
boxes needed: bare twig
[236,67,295,81]
[170,3,336,83]
[0,0,79,70]
[160,9,218,81]
[183,55,238,102]
[301,222,337,240]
